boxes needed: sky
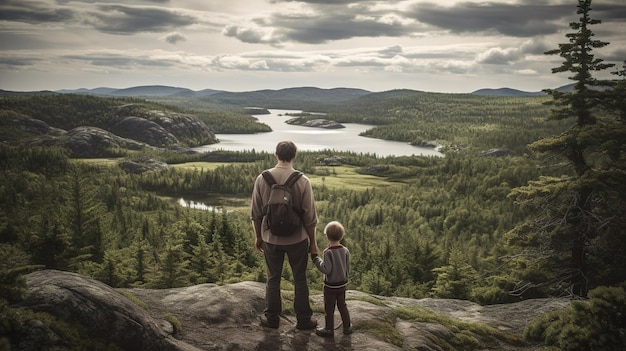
[1,0,625,94]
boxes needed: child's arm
[312,252,332,274]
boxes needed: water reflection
[178,198,221,212]
[193,109,443,157]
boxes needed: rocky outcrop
[112,112,217,148]
[112,116,178,147]
[287,118,345,129]
[367,164,390,175]
[151,112,217,145]
[12,270,571,351]
[17,270,189,351]
[320,156,346,166]
[29,126,153,158]
[7,117,50,135]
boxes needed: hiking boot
[295,319,317,330]
[343,327,353,335]
[315,328,334,337]
[259,316,279,329]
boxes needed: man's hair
[324,221,345,242]
[275,141,297,162]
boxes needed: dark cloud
[0,56,41,67]
[61,54,176,68]
[408,2,571,37]
[88,5,196,34]
[164,32,186,44]
[593,3,626,22]
[278,17,408,44]
[0,0,75,24]
[0,0,196,35]
[226,1,626,46]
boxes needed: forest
[1,1,625,349]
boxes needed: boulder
[18,270,191,351]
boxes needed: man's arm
[252,218,264,253]
[306,224,317,258]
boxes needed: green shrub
[164,314,182,335]
[525,284,626,351]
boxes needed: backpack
[262,170,304,236]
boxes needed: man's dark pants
[263,240,313,324]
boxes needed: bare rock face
[112,116,178,147]
[152,113,217,145]
[286,117,345,129]
[111,113,217,148]
[7,117,50,135]
[29,126,152,157]
[14,270,570,351]
[18,270,188,351]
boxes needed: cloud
[163,32,186,44]
[0,0,75,24]
[222,24,280,45]
[1,0,625,93]
[61,52,177,69]
[476,47,521,64]
[407,2,572,37]
[0,0,198,35]
[0,55,41,67]
[85,5,197,34]
[223,7,416,45]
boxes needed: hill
[470,84,578,97]
[55,85,223,97]
[471,87,546,97]
[0,94,218,155]
[201,86,372,109]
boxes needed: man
[251,140,318,330]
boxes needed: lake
[192,109,443,157]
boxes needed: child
[311,221,352,337]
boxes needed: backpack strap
[285,171,304,216]
[262,170,303,187]
[261,170,276,185]
[285,171,303,187]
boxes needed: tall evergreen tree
[507,0,625,297]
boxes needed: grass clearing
[170,162,232,171]
[73,158,122,167]
[310,165,399,191]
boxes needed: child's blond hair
[324,221,345,242]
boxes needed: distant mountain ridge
[55,85,223,97]
[471,84,575,97]
[2,83,575,100]
[471,87,547,97]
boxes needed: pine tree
[508,0,625,297]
